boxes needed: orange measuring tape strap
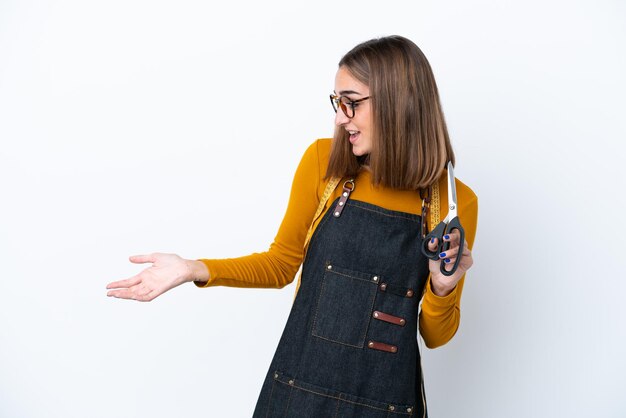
[429,180,441,233]
[294,176,341,298]
[302,176,342,253]
[421,179,441,300]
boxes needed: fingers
[427,237,439,252]
[107,288,157,302]
[106,275,142,290]
[107,288,138,299]
[129,254,156,264]
[427,233,462,264]
[106,254,155,290]
[438,246,457,260]
[438,240,470,266]
[106,254,166,302]
[107,282,160,302]
[443,229,461,246]
[437,235,461,259]
[429,237,473,290]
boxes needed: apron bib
[253,190,430,418]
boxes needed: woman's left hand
[427,230,473,297]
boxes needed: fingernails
[444,234,450,240]
[439,252,446,258]
[445,258,451,264]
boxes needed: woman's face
[334,66,372,157]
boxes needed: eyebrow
[334,89,363,96]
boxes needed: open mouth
[348,130,360,144]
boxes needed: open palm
[106,253,192,302]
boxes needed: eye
[340,96,358,109]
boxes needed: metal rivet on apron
[274,372,278,379]
[343,192,348,197]
[406,289,414,297]
[334,211,340,217]
[368,341,374,348]
[380,283,387,291]
[339,201,344,206]
[373,312,379,318]
[400,319,406,325]
[288,379,294,385]
[388,405,395,411]
[372,276,379,282]
[407,407,412,413]
[327,265,332,270]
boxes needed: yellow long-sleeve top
[197,138,478,348]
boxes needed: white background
[1,1,625,417]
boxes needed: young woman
[107,35,478,417]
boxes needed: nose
[334,107,350,126]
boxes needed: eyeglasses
[329,94,370,118]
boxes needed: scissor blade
[447,161,458,213]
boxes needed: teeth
[348,131,359,135]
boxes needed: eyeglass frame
[329,94,371,118]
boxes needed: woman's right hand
[106,253,209,302]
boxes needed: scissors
[421,161,465,276]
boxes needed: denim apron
[253,183,430,418]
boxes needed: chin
[351,146,371,157]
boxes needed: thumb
[129,254,156,264]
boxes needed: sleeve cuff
[193,259,214,288]
[423,275,459,309]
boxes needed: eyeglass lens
[330,95,355,118]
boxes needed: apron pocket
[311,262,379,348]
[268,371,414,417]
